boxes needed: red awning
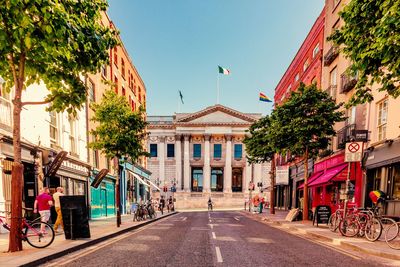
[308,163,348,187]
[298,171,324,189]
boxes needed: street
[42,211,384,267]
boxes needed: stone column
[245,162,253,190]
[254,163,263,191]
[175,134,182,191]
[224,134,232,193]
[159,136,165,184]
[203,134,211,193]
[183,134,191,192]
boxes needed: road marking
[215,246,223,263]
[46,214,178,266]
[209,219,212,223]
[182,216,187,221]
[234,216,240,221]
[212,232,216,239]
[209,224,214,229]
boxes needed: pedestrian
[167,196,174,212]
[52,187,64,233]
[159,196,165,215]
[208,197,213,211]
[33,187,53,232]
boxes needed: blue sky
[108,0,324,116]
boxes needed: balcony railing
[337,124,356,150]
[324,85,337,100]
[340,71,358,93]
[0,97,12,129]
[323,46,339,66]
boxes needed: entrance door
[100,188,107,217]
[232,168,243,192]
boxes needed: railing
[0,97,12,129]
[323,46,339,66]
[340,71,358,93]
[324,85,337,100]
[337,124,356,149]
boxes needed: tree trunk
[115,160,121,227]
[9,83,23,252]
[270,154,275,215]
[302,146,309,221]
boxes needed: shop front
[307,153,362,213]
[290,159,314,210]
[121,161,152,214]
[275,165,290,210]
[365,139,400,216]
[90,171,116,218]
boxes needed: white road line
[209,219,212,223]
[212,232,216,239]
[234,216,240,221]
[209,224,214,229]
[182,216,187,221]
[215,246,223,263]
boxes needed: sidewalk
[242,209,400,261]
[0,211,177,267]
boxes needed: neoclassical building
[147,105,271,209]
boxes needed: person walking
[167,196,173,212]
[159,196,165,215]
[208,197,213,211]
[33,187,53,232]
[52,187,64,233]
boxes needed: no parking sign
[345,142,363,162]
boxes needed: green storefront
[90,173,116,218]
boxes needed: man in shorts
[34,187,53,232]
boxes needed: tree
[88,90,149,227]
[271,83,345,220]
[328,0,400,106]
[0,1,118,251]
[244,115,276,214]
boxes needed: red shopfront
[306,153,362,213]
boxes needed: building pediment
[176,105,258,125]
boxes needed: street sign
[275,166,289,185]
[345,142,363,162]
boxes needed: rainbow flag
[259,92,272,102]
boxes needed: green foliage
[244,115,274,163]
[89,90,149,161]
[328,0,400,106]
[245,83,345,163]
[0,0,118,112]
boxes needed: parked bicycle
[385,221,400,250]
[0,208,55,248]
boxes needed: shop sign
[345,142,363,162]
[91,169,109,188]
[45,151,68,177]
[313,205,331,226]
[275,166,289,185]
[352,129,369,142]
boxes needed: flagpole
[217,72,220,104]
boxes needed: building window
[49,111,58,144]
[150,144,157,158]
[330,67,337,86]
[121,59,125,79]
[114,77,118,94]
[211,168,223,192]
[294,73,299,82]
[234,144,243,159]
[91,135,99,168]
[88,79,95,102]
[213,144,222,159]
[303,60,309,71]
[232,168,243,192]
[193,144,201,158]
[114,47,118,66]
[122,87,126,96]
[191,168,203,192]
[333,0,341,10]
[167,144,175,158]
[69,117,77,155]
[313,43,320,58]
[138,86,142,103]
[101,65,107,78]
[377,99,388,141]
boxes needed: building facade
[147,105,271,209]
[273,7,325,210]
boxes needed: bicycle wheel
[365,218,382,242]
[24,222,55,248]
[339,216,359,237]
[386,222,400,250]
[380,217,397,241]
[328,213,339,232]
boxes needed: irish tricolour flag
[218,65,231,75]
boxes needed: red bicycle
[0,208,55,248]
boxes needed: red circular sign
[348,142,360,153]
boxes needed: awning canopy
[147,179,162,191]
[127,170,150,188]
[298,171,324,189]
[308,163,348,188]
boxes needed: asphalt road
[43,211,384,267]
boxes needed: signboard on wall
[275,166,289,185]
[345,142,363,162]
